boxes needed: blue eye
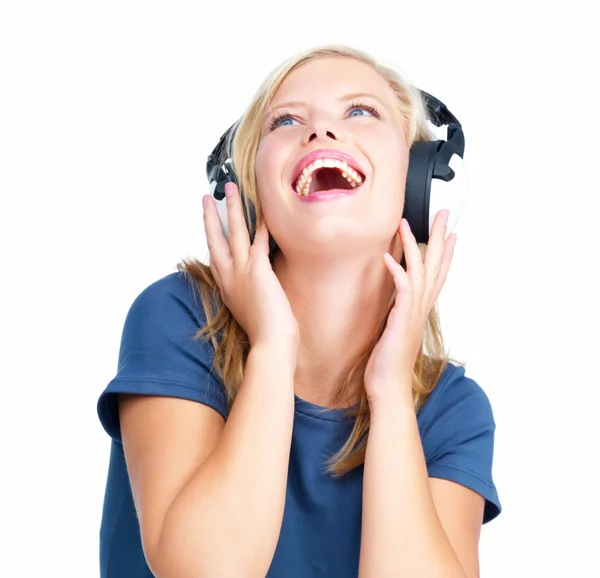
[348,108,371,117]
[269,113,298,130]
[346,101,381,119]
[268,101,381,131]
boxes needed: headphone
[206,90,468,248]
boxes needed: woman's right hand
[202,182,299,350]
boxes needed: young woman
[98,45,501,578]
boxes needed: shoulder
[98,270,228,440]
[115,269,216,373]
[130,270,203,315]
[418,361,501,523]
[121,270,209,337]
[418,361,495,439]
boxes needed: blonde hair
[178,44,459,476]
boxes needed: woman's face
[255,56,410,258]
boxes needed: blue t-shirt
[97,272,501,577]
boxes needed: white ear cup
[208,179,230,240]
[215,196,230,240]
[428,153,468,237]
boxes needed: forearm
[157,342,296,578]
[359,392,466,578]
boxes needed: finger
[209,259,223,291]
[224,182,251,264]
[383,252,414,318]
[433,233,457,298]
[399,218,424,304]
[202,195,233,276]
[423,209,449,298]
[251,218,271,259]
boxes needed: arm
[120,341,296,578]
[359,211,496,577]
[358,390,483,578]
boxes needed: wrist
[367,382,415,417]
[250,339,298,371]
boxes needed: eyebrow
[265,92,388,117]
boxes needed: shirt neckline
[293,394,357,422]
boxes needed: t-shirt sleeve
[97,272,229,442]
[419,363,501,524]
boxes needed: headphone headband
[419,90,460,127]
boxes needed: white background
[1,1,599,576]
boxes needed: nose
[303,116,341,145]
[307,129,336,143]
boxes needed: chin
[280,224,377,258]
[265,190,403,256]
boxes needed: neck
[273,240,401,408]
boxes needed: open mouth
[292,159,366,197]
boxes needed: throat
[295,332,368,408]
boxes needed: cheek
[377,148,409,204]
[256,139,287,185]
[363,124,409,181]
[370,144,409,228]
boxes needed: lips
[290,148,366,189]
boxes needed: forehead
[270,56,395,108]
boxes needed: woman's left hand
[363,209,457,406]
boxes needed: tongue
[310,168,353,194]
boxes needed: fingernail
[202,195,209,208]
[402,219,411,231]
[225,182,235,197]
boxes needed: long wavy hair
[177,44,460,477]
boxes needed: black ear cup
[405,140,440,244]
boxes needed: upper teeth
[295,158,364,196]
